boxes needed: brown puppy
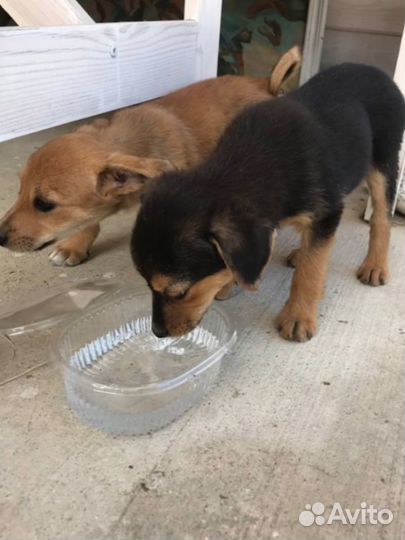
[0,47,301,266]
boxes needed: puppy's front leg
[49,224,100,266]
[276,232,335,342]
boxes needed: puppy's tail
[268,46,302,96]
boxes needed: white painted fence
[0,0,222,141]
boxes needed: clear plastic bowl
[57,288,237,435]
[0,280,120,337]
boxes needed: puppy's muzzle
[152,320,169,338]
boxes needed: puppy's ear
[210,213,271,290]
[97,154,175,198]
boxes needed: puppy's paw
[276,304,317,342]
[286,248,300,268]
[49,245,89,266]
[357,261,388,286]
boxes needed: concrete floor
[0,124,404,540]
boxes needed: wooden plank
[0,0,94,26]
[300,0,329,83]
[394,25,405,97]
[321,29,400,76]
[393,24,405,212]
[326,0,404,36]
[184,0,222,80]
[0,21,199,142]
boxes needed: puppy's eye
[33,197,56,213]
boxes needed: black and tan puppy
[132,63,405,341]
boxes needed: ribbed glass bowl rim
[56,289,237,396]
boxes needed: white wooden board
[0,0,94,26]
[184,0,222,80]
[321,29,400,76]
[326,0,404,36]
[300,0,329,83]
[0,20,199,141]
[393,24,405,213]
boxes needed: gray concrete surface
[0,124,404,540]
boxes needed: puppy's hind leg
[49,224,100,266]
[357,169,392,286]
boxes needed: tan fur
[282,213,315,269]
[156,76,272,160]
[0,48,301,265]
[277,231,336,342]
[49,224,100,266]
[150,274,192,297]
[215,281,237,300]
[97,153,175,198]
[280,212,314,232]
[150,274,173,293]
[159,269,233,336]
[357,169,391,286]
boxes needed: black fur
[132,63,405,330]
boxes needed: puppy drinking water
[131,63,405,341]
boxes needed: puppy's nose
[152,321,169,338]
[0,233,8,247]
